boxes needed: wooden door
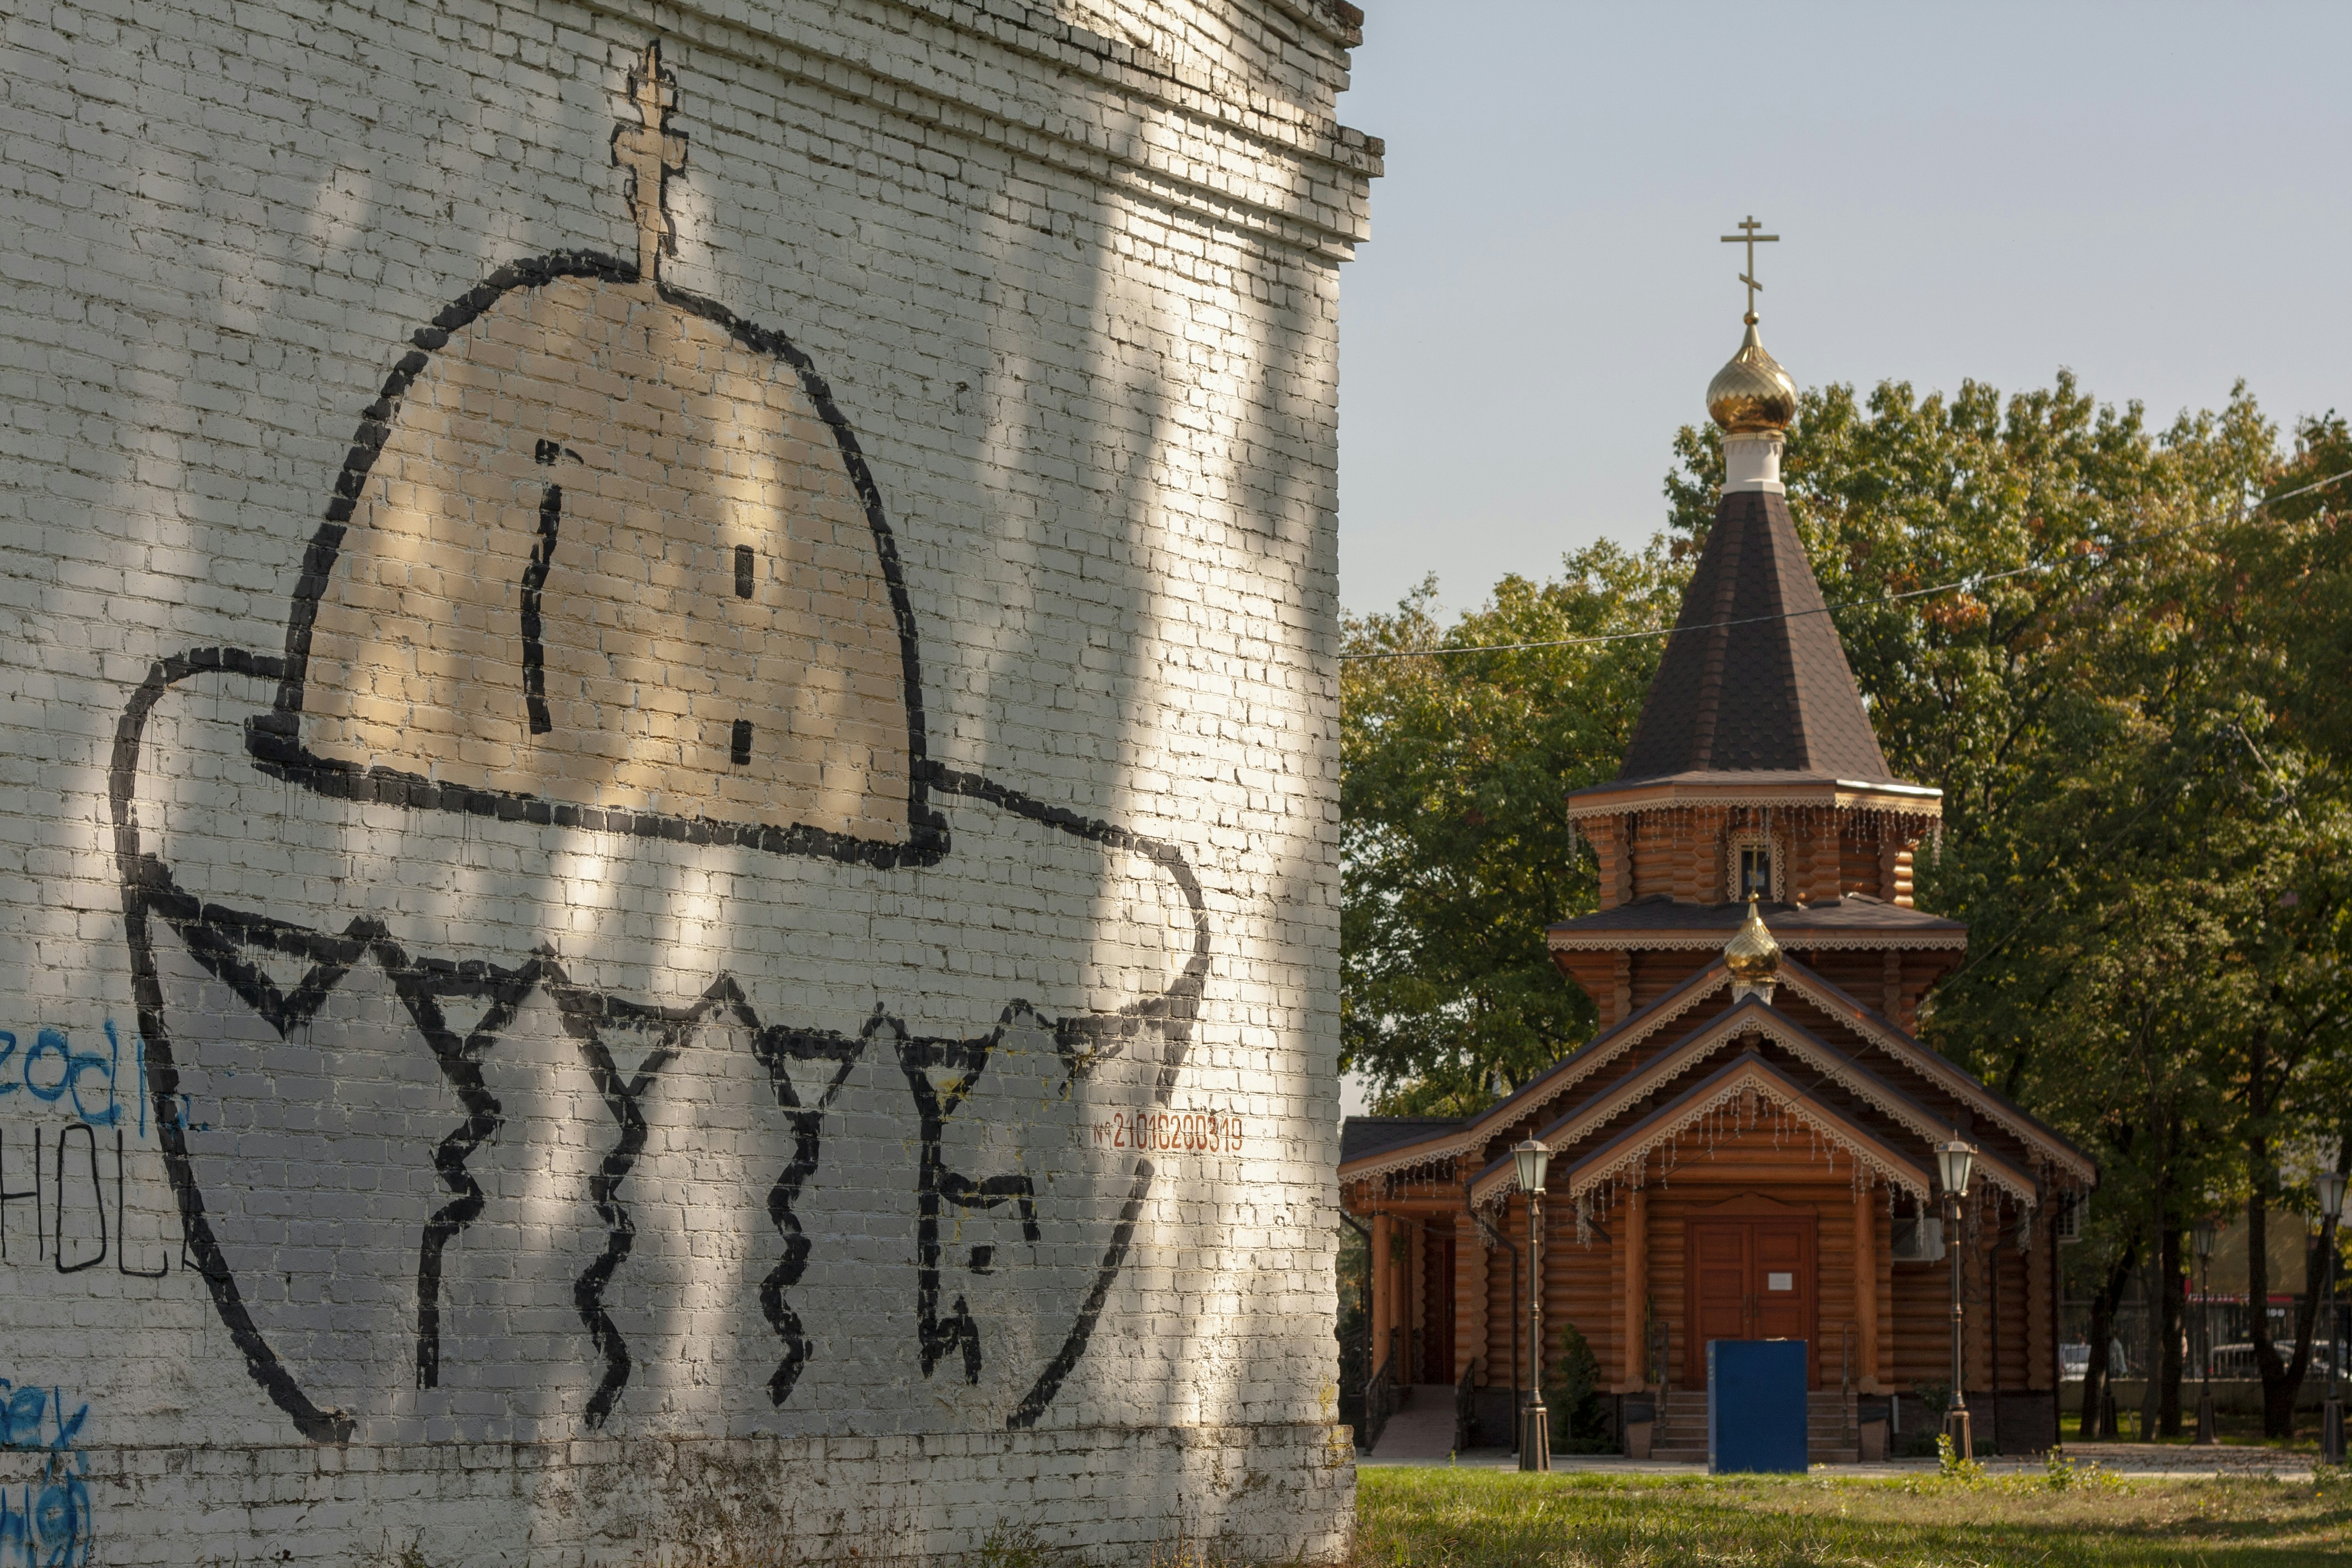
[1752,1220,1815,1346]
[1684,1211,1820,1387]
[1690,1221,1752,1370]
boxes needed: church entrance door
[1684,1208,1819,1387]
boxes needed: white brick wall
[0,0,1373,1560]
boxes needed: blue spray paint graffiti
[0,1026,121,1129]
[0,1383,93,1566]
[0,1023,174,1277]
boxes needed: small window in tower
[1740,845,1772,901]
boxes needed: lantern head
[1512,1137,1551,1196]
[1935,1134,1975,1201]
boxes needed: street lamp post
[1513,1137,1552,1473]
[1937,1133,1977,1460]
[2320,1170,2345,1468]
[2193,1217,2218,1445]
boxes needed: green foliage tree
[1340,544,1682,1113]
[1545,1321,1611,1453]
[1343,371,2352,1436]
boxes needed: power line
[1343,563,2044,663]
[1339,466,2352,665]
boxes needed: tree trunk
[2246,1033,2294,1438]
[2272,1213,2332,1438]
[2138,1253,2162,1441]
[2242,1029,2327,1438]
[2079,1242,2137,1442]
[2158,1223,2185,1437]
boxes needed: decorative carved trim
[1464,1005,2038,1209]
[1547,929,1968,952]
[1337,970,1736,1184]
[1565,787,1942,823]
[1340,1152,1463,1190]
[1348,956,2095,1195]
[1564,1065,1934,1206]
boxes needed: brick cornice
[578,0,1379,259]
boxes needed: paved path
[1366,1386,1461,1462]
[1363,1444,2321,1479]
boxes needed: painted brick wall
[0,1,1374,1561]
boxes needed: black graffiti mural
[106,37,1212,1448]
[896,1008,1042,1386]
[113,653,1208,1444]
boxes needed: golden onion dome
[1724,893,1783,984]
[1706,318,1798,434]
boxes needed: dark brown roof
[1616,487,1897,783]
[1340,1115,1462,1164]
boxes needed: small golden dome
[1724,893,1782,984]
[1707,319,1798,434]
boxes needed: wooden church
[1338,297,2095,1461]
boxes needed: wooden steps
[1648,1389,1859,1464]
[1807,1390,1860,1464]
[1651,1391,1711,1461]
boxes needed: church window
[1725,832,1782,901]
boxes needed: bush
[1545,1322,1614,1453]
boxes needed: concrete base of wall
[1993,1392,2059,1453]
[1471,1387,1518,1450]
[10,1425,1357,1567]
[1879,1391,2060,1455]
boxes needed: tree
[1341,545,1681,1112]
[1545,1321,1611,1453]
[1343,369,2352,1435]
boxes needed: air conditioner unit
[1891,1215,1945,1262]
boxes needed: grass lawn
[1352,1465,2350,1566]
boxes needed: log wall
[1467,1145,2050,1397]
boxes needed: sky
[1333,1,2352,622]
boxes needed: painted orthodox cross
[1720,215,1779,322]
[613,41,688,283]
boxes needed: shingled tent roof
[1616,488,1897,783]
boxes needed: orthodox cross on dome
[613,40,688,285]
[1719,215,1779,324]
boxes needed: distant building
[1341,302,2096,1459]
